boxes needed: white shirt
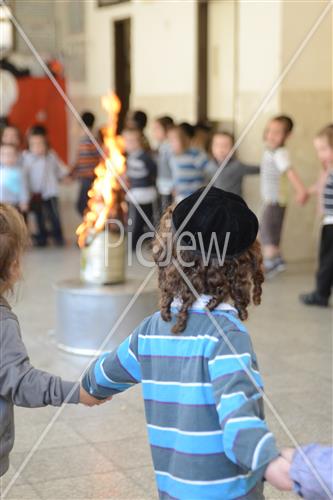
[22,150,68,200]
[260,147,291,205]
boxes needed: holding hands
[79,386,111,407]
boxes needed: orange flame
[76,93,126,248]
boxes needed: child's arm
[242,163,260,175]
[208,330,285,485]
[82,329,141,399]
[0,316,80,407]
[287,168,308,204]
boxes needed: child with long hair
[81,187,294,499]
[0,204,102,478]
[300,124,333,306]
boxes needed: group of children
[1,190,332,499]
[1,112,332,308]
[0,124,68,247]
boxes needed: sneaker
[275,257,286,272]
[264,258,280,278]
[299,291,329,307]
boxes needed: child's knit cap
[172,187,259,258]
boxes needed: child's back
[82,188,290,499]
[84,299,271,499]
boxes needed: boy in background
[71,111,101,216]
[260,115,307,276]
[169,124,209,203]
[123,127,157,251]
[23,125,68,247]
[208,131,259,198]
[300,124,333,307]
[152,115,174,211]
[0,143,29,216]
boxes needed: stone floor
[0,246,332,500]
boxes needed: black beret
[172,187,259,259]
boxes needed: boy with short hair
[123,127,157,250]
[260,115,307,276]
[71,111,101,216]
[169,125,209,203]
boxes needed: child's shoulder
[0,298,20,337]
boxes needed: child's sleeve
[208,329,279,476]
[0,318,79,406]
[51,151,69,179]
[82,329,141,399]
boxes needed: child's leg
[128,202,153,251]
[260,204,286,272]
[44,197,64,245]
[77,178,93,216]
[316,224,333,299]
[32,201,48,246]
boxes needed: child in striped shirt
[260,115,307,277]
[81,187,292,499]
[169,124,209,203]
[300,124,333,307]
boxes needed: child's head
[264,115,294,150]
[152,187,263,333]
[314,124,333,169]
[0,143,19,167]
[193,121,212,151]
[152,116,174,144]
[81,111,96,131]
[169,125,192,155]
[122,127,144,154]
[0,204,28,296]
[126,110,148,131]
[28,125,48,156]
[1,126,21,148]
[211,131,235,163]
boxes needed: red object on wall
[9,76,68,163]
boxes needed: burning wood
[76,93,127,249]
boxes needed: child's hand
[295,189,309,205]
[79,386,110,406]
[264,455,293,491]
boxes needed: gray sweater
[207,158,260,198]
[0,297,80,477]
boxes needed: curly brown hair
[152,206,264,334]
[0,204,28,295]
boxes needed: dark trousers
[31,197,64,246]
[128,202,154,251]
[77,177,94,216]
[316,224,333,299]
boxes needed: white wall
[75,0,197,125]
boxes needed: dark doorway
[114,18,131,133]
[197,0,208,121]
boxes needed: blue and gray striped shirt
[82,296,279,499]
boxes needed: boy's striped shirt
[170,148,209,202]
[82,296,278,499]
